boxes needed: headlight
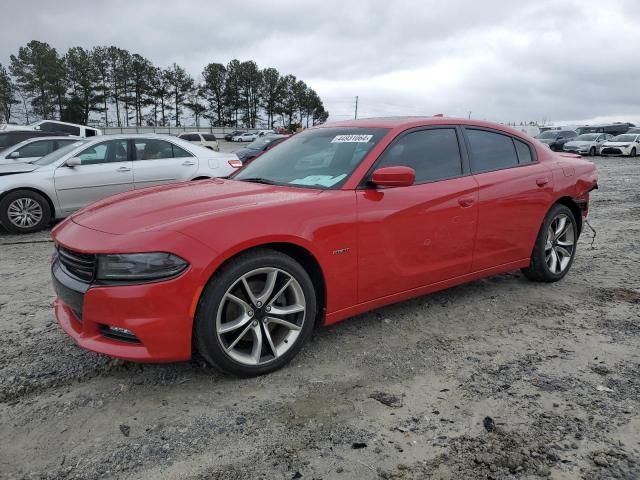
[96,253,188,283]
[620,144,630,148]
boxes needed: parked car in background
[224,130,246,141]
[255,129,276,137]
[177,132,220,151]
[49,117,598,376]
[0,135,241,234]
[626,127,640,134]
[234,135,290,164]
[232,132,257,142]
[0,137,80,165]
[599,133,640,157]
[575,123,633,136]
[0,130,72,151]
[30,120,102,137]
[562,133,612,156]
[535,130,577,151]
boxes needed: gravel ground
[0,155,639,480]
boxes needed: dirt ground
[0,155,638,480]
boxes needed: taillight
[228,159,242,168]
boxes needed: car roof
[319,116,534,139]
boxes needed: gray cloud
[1,0,638,125]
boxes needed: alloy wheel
[545,214,575,274]
[7,198,43,228]
[216,267,306,366]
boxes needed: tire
[631,148,636,158]
[194,248,317,376]
[589,147,596,157]
[0,190,52,234]
[521,204,578,283]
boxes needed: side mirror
[66,157,81,167]
[370,166,415,188]
[9,151,20,159]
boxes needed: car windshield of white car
[233,128,389,189]
[612,134,636,142]
[33,140,88,165]
[575,134,599,141]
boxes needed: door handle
[117,166,131,172]
[536,177,549,187]
[182,160,196,166]
[458,197,475,208]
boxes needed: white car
[599,133,640,157]
[0,135,241,234]
[0,136,80,165]
[562,133,613,156]
[232,132,257,142]
[177,132,220,151]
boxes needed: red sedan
[51,117,598,376]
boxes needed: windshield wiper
[239,177,280,185]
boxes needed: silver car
[562,133,612,156]
[0,134,241,234]
[0,136,80,165]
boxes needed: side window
[514,139,533,164]
[466,129,519,173]
[376,128,462,184]
[133,139,178,160]
[85,128,97,137]
[56,139,78,149]
[15,140,54,158]
[172,143,193,158]
[202,134,217,141]
[77,140,128,165]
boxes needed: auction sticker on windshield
[290,174,347,187]
[331,134,373,143]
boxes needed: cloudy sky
[2,0,639,125]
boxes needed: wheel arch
[554,196,583,235]
[0,187,57,219]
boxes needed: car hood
[564,141,594,147]
[71,179,322,235]
[0,162,39,176]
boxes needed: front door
[356,127,479,303]
[54,139,134,213]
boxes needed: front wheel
[630,148,637,157]
[589,147,596,157]
[194,249,317,376]
[0,190,52,234]
[521,204,578,282]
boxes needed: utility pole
[354,96,358,120]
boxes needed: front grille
[57,247,96,282]
[601,147,622,155]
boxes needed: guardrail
[102,126,261,136]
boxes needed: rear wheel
[0,190,51,234]
[194,249,317,376]
[521,204,577,282]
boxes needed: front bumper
[51,221,216,363]
[563,146,592,155]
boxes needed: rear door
[356,127,479,302]
[131,138,198,188]
[54,139,134,213]
[463,128,554,271]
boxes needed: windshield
[246,136,285,151]
[612,134,637,142]
[574,134,599,141]
[33,140,87,165]
[537,131,559,139]
[233,127,389,189]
